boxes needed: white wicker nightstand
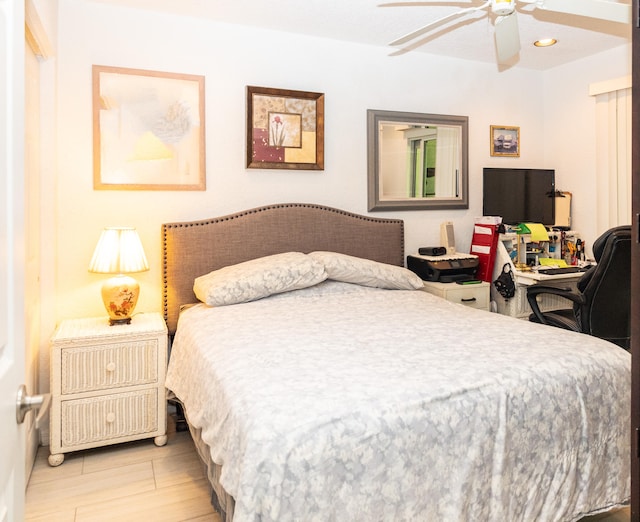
[48,312,168,466]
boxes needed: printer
[407,253,479,283]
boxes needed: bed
[162,203,630,522]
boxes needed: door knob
[16,384,51,425]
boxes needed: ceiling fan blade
[379,2,485,6]
[494,12,521,64]
[389,0,491,46]
[378,0,486,8]
[538,0,631,24]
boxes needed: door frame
[630,0,640,518]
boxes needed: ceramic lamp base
[101,274,139,326]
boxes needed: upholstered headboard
[161,203,405,335]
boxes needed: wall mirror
[367,109,469,211]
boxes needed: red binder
[470,223,500,282]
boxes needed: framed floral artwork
[93,65,206,190]
[246,86,324,170]
[490,125,520,157]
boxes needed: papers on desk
[520,223,549,242]
[538,258,568,268]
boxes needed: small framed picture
[490,125,520,157]
[246,86,324,170]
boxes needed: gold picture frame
[93,65,206,190]
[490,125,520,157]
[246,86,324,170]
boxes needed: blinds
[592,78,631,231]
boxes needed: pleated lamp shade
[89,227,149,325]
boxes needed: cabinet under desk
[491,235,589,319]
[493,268,584,319]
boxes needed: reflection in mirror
[367,110,469,211]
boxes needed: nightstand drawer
[421,281,491,311]
[443,286,490,309]
[61,339,158,394]
[60,388,158,448]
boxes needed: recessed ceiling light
[534,38,558,47]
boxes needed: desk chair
[526,225,631,349]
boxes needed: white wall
[543,43,632,254]
[54,0,555,325]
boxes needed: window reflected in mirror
[368,110,468,211]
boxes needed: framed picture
[246,86,324,170]
[490,125,520,157]
[93,65,206,190]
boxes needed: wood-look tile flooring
[25,415,630,521]
[583,507,631,522]
[25,417,220,521]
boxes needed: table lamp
[89,227,149,325]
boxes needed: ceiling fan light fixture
[534,38,558,47]
[491,0,516,16]
[384,0,626,65]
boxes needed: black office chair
[526,225,631,350]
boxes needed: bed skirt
[186,416,236,521]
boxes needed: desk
[491,268,583,319]
[491,235,588,319]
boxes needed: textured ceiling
[89,0,632,71]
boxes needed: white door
[0,0,26,520]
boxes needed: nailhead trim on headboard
[161,203,405,335]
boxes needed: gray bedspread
[165,281,630,522]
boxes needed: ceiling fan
[382,0,631,64]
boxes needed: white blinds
[592,78,631,231]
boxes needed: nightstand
[421,280,491,311]
[48,312,168,466]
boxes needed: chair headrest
[591,225,631,262]
[578,225,631,292]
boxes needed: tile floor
[25,418,220,522]
[25,416,630,521]
[583,507,630,522]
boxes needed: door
[0,0,26,520]
[631,0,640,519]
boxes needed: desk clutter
[481,218,593,318]
[501,225,586,268]
[406,215,587,289]
[474,215,588,271]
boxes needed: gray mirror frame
[367,109,469,211]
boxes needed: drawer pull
[106,412,116,423]
[106,362,116,372]
[461,297,477,303]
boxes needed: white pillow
[308,251,423,290]
[194,252,327,306]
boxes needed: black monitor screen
[482,168,555,226]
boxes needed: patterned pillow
[309,251,423,290]
[194,252,327,306]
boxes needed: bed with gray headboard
[161,202,630,522]
[162,202,404,335]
